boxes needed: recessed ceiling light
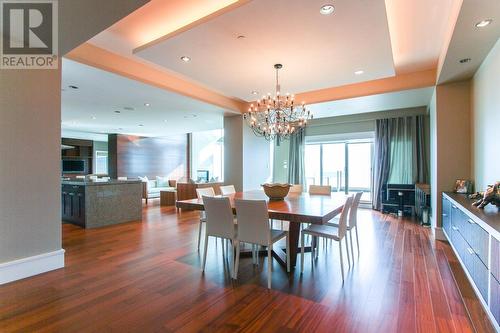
[475,19,492,28]
[354,70,364,75]
[123,106,134,111]
[459,58,471,64]
[138,124,144,127]
[237,35,246,39]
[320,4,334,15]
[180,56,191,62]
[68,85,79,89]
[144,103,151,107]
[114,110,121,114]
[251,91,259,95]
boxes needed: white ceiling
[438,0,500,84]
[308,87,434,119]
[61,58,225,137]
[135,0,395,101]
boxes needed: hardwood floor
[0,203,494,332]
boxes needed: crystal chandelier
[243,64,313,141]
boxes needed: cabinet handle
[452,226,458,231]
[467,219,475,225]
[467,248,475,255]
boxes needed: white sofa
[140,177,176,203]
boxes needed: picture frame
[453,179,473,194]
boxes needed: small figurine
[470,182,500,209]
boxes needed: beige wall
[430,81,472,231]
[0,67,62,263]
[471,39,500,191]
[223,116,243,191]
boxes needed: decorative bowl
[261,183,292,201]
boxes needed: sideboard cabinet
[442,193,500,331]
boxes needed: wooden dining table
[176,190,346,268]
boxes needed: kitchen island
[61,179,142,228]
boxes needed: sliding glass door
[305,140,373,202]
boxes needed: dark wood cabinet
[61,185,85,227]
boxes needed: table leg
[287,222,301,267]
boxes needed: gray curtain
[372,119,392,210]
[288,129,305,185]
[372,115,429,210]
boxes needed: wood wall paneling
[108,134,188,179]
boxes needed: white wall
[471,39,500,191]
[224,116,271,191]
[243,123,271,190]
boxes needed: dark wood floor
[0,203,494,332]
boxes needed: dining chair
[289,184,303,193]
[233,199,290,289]
[301,196,353,283]
[220,185,236,196]
[196,187,215,251]
[201,196,238,277]
[326,192,363,259]
[309,185,332,195]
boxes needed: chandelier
[243,64,313,141]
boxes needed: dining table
[176,190,346,268]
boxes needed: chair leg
[345,235,351,267]
[233,241,240,279]
[286,234,290,273]
[349,230,355,260]
[301,232,305,273]
[252,244,256,265]
[202,234,209,272]
[355,227,360,255]
[267,245,272,289]
[338,241,344,283]
[256,246,259,266]
[197,221,203,251]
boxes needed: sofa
[140,177,176,203]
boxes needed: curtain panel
[372,115,429,210]
[288,128,306,185]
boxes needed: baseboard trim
[433,227,447,241]
[0,249,65,285]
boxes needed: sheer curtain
[372,115,429,210]
[288,129,305,185]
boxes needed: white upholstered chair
[301,195,353,282]
[220,185,236,196]
[308,185,332,195]
[201,196,238,277]
[196,187,215,251]
[326,192,363,259]
[233,199,290,288]
[289,184,303,193]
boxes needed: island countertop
[61,179,142,186]
[62,179,143,228]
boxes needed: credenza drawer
[442,197,452,237]
[465,218,489,268]
[491,274,500,326]
[492,237,500,282]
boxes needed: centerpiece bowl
[261,183,292,201]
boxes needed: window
[191,129,224,182]
[94,150,108,175]
[305,139,373,202]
